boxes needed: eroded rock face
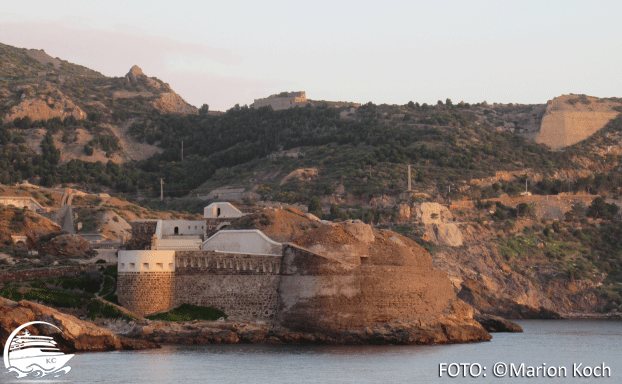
[425,223,463,247]
[414,202,453,224]
[0,298,158,352]
[414,203,463,246]
[1,85,86,123]
[40,234,90,258]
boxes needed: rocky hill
[0,42,196,168]
[2,41,622,319]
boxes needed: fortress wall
[0,197,45,212]
[160,220,206,237]
[277,245,458,333]
[130,220,158,249]
[201,230,282,255]
[118,272,175,316]
[536,110,618,150]
[174,251,282,319]
[117,250,176,315]
[253,92,308,111]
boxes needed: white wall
[118,250,176,272]
[153,238,202,251]
[160,220,206,237]
[201,230,282,256]
[203,202,246,219]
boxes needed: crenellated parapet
[117,250,176,316]
[175,251,281,275]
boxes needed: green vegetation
[0,285,86,308]
[145,303,227,322]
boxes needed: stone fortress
[118,202,478,335]
[252,91,308,111]
[535,94,620,150]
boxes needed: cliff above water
[0,297,158,352]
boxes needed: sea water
[4,320,621,383]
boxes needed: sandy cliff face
[536,94,620,149]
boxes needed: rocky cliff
[0,297,158,352]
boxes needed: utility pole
[160,178,164,201]
[408,164,412,191]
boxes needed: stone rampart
[130,220,158,249]
[536,95,620,149]
[253,91,307,111]
[0,264,113,283]
[174,251,281,319]
[117,271,175,316]
[277,244,459,334]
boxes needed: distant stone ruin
[253,91,308,110]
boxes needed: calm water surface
[5,320,621,383]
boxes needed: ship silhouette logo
[3,321,73,379]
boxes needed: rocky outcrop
[536,94,620,149]
[113,317,490,345]
[122,65,198,115]
[474,314,523,333]
[1,84,86,123]
[151,92,198,115]
[39,234,90,258]
[424,223,463,247]
[25,49,61,69]
[414,203,463,246]
[0,209,61,249]
[0,298,159,352]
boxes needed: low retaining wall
[0,264,114,283]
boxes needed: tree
[84,144,94,156]
[445,98,453,107]
[308,197,323,218]
[199,104,209,116]
[407,101,415,110]
[587,196,619,220]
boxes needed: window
[174,227,179,235]
[217,207,221,217]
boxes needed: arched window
[216,207,221,217]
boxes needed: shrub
[145,303,227,322]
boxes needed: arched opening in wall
[216,222,230,231]
[174,227,179,235]
[216,207,221,217]
[15,241,26,249]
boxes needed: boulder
[474,314,523,333]
[40,234,90,258]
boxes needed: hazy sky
[2,1,621,111]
